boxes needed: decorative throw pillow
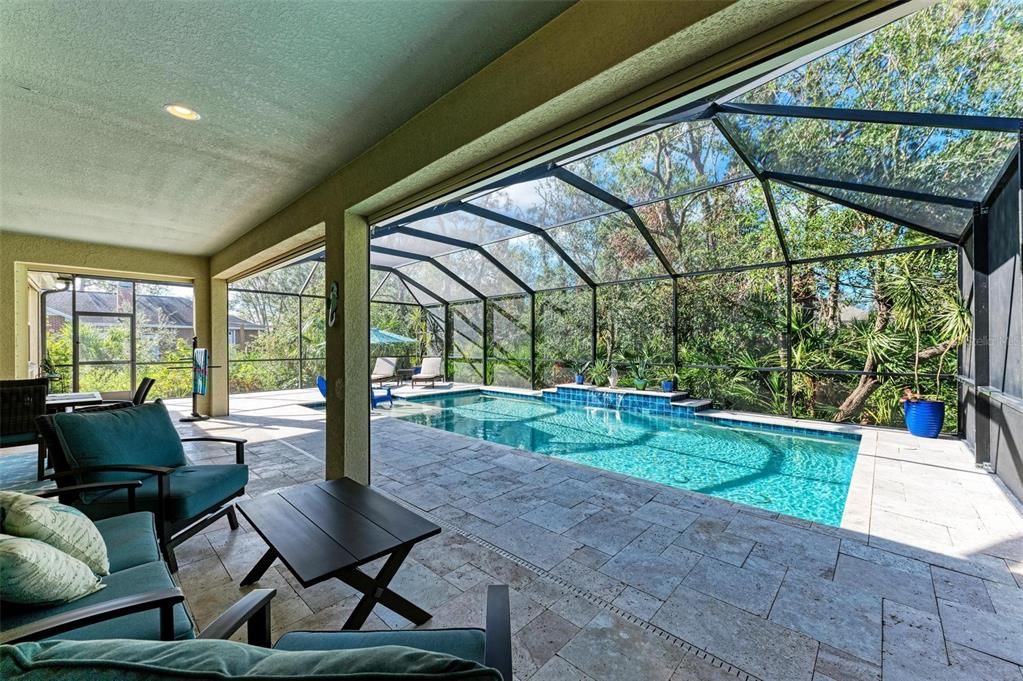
[0,534,104,605]
[0,491,109,575]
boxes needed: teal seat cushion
[274,628,487,665]
[81,465,247,523]
[93,513,160,573]
[0,639,503,680]
[50,401,187,484]
[1,561,193,641]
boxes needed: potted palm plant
[892,259,972,438]
[571,360,591,385]
[630,353,651,391]
[659,366,678,393]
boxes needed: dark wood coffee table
[237,477,441,629]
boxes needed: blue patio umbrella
[370,327,416,344]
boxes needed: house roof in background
[46,291,261,329]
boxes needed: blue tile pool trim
[400,387,861,443]
[543,385,686,416]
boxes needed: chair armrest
[46,466,174,536]
[180,436,247,465]
[197,588,276,646]
[484,585,512,681]
[37,480,142,512]
[0,588,185,644]
[46,464,175,480]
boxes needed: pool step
[675,398,712,411]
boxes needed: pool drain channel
[383,490,762,681]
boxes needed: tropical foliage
[367,2,1019,432]
[228,262,325,394]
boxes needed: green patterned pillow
[0,534,104,605]
[0,491,109,575]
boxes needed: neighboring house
[46,291,264,355]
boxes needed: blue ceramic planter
[904,399,945,438]
[661,380,674,393]
[574,374,585,385]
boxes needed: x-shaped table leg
[338,544,431,630]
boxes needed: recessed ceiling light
[163,104,201,121]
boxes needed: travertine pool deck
[7,387,1022,681]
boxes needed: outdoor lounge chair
[411,357,444,388]
[35,400,248,573]
[0,377,49,481]
[371,357,398,385]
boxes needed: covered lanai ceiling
[369,0,1022,306]
[0,0,572,255]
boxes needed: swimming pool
[397,392,859,525]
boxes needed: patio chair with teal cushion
[35,401,248,573]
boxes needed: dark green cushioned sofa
[1,575,513,681]
[2,512,193,642]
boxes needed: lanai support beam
[717,102,1023,134]
[550,167,676,276]
[390,227,534,294]
[371,246,487,301]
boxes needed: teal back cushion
[1,639,503,680]
[51,402,187,483]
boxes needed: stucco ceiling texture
[0,0,573,255]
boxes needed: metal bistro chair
[0,377,49,480]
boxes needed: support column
[325,212,370,484]
[6,262,31,378]
[973,207,991,465]
[207,277,230,416]
[671,278,678,369]
[529,293,536,389]
[786,266,794,418]
[482,299,489,386]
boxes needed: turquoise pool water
[398,393,859,525]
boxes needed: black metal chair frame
[0,377,50,481]
[0,585,512,681]
[36,406,248,573]
[75,376,157,413]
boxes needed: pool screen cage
[368,1,1022,433]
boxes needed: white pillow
[0,490,110,575]
[0,534,105,605]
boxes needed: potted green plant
[571,360,591,385]
[658,366,678,393]
[890,258,972,438]
[628,347,655,391]
[588,359,610,387]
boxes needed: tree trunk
[832,338,958,422]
